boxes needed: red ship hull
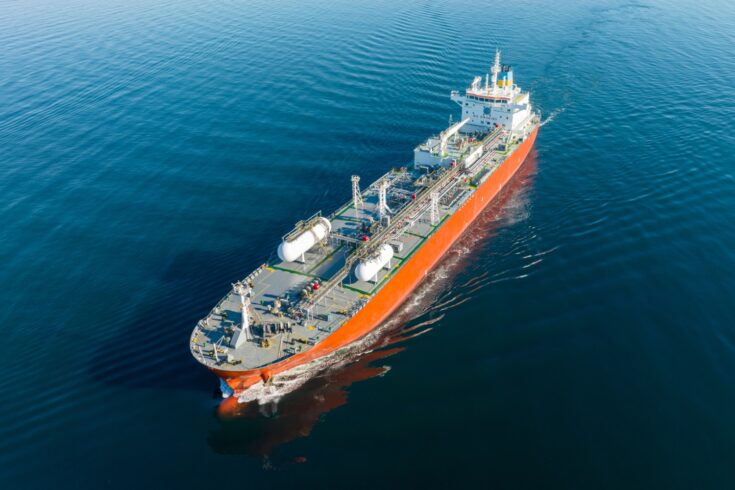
[217,125,538,394]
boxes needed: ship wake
[540,107,564,127]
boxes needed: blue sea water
[2,0,735,487]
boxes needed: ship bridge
[450,49,532,132]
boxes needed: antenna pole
[351,175,363,209]
[491,49,501,95]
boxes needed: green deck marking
[270,264,318,279]
[342,284,371,295]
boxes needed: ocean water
[2,0,735,487]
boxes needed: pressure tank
[277,217,331,262]
[355,244,394,282]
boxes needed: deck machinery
[190,50,540,395]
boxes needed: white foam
[540,107,565,127]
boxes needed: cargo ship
[190,50,539,397]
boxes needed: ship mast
[490,48,501,96]
[233,282,251,346]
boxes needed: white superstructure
[414,50,534,169]
[450,49,532,132]
[413,118,472,168]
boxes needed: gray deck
[190,119,539,371]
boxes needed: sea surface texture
[2,0,734,488]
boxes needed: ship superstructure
[450,50,533,132]
[190,51,540,395]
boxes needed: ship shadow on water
[207,151,540,462]
[86,239,280,394]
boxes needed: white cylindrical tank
[277,217,331,262]
[355,244,394,282]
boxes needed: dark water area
[2,0,735,488]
